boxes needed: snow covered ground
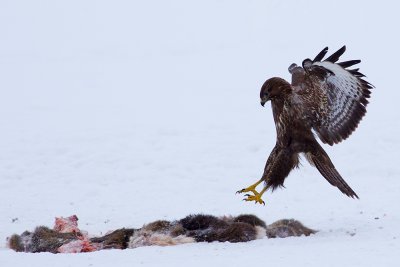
[1,0,399,266]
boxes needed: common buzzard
[237,46,373,204]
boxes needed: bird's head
[260,77,292,107]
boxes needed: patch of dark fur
[183,215,263,243]
[217,222,257,242]
[233,214,267,228]
[188,228,220,242]
[90,228,135,249]
[179,214,228,231]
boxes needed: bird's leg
[243,186,269,205]
[236,178,264,195]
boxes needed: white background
[0,1,399,266]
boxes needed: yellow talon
[236,179,264,195]
[239,184,269,205]
[243,193,265,205]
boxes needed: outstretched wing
[289,46,373,145]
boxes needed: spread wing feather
[312,47,328,62]
[291,46,374,145]
[324,46,346,63]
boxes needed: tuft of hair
[128,229,194,248]
[143,220,172,232]
[184,214,267,243]
[266,219,317,238]
[8,226,80,253]
[179,214,228,231]
[90,228,135,249]
[7,234,25,252]
[233,214,267,229]
[31,226,79,253]
[168,223,187,237]
[216,222,258,243]
[254,226,267,239]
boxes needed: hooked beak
[260,95,269,107]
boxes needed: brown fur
[266,219,317,238]
[90,228,135,249]
[7,214,317,253]
[143,220,172,232]
[233,214,267,228]
[8,226,79,253]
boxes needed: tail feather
[309,143,359,199]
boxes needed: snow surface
[0,0,399,266]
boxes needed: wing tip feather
[325,45,346,63]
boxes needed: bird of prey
[237,46,373,205]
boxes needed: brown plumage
[238,46,373,204]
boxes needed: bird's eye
[267,87,272,93]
